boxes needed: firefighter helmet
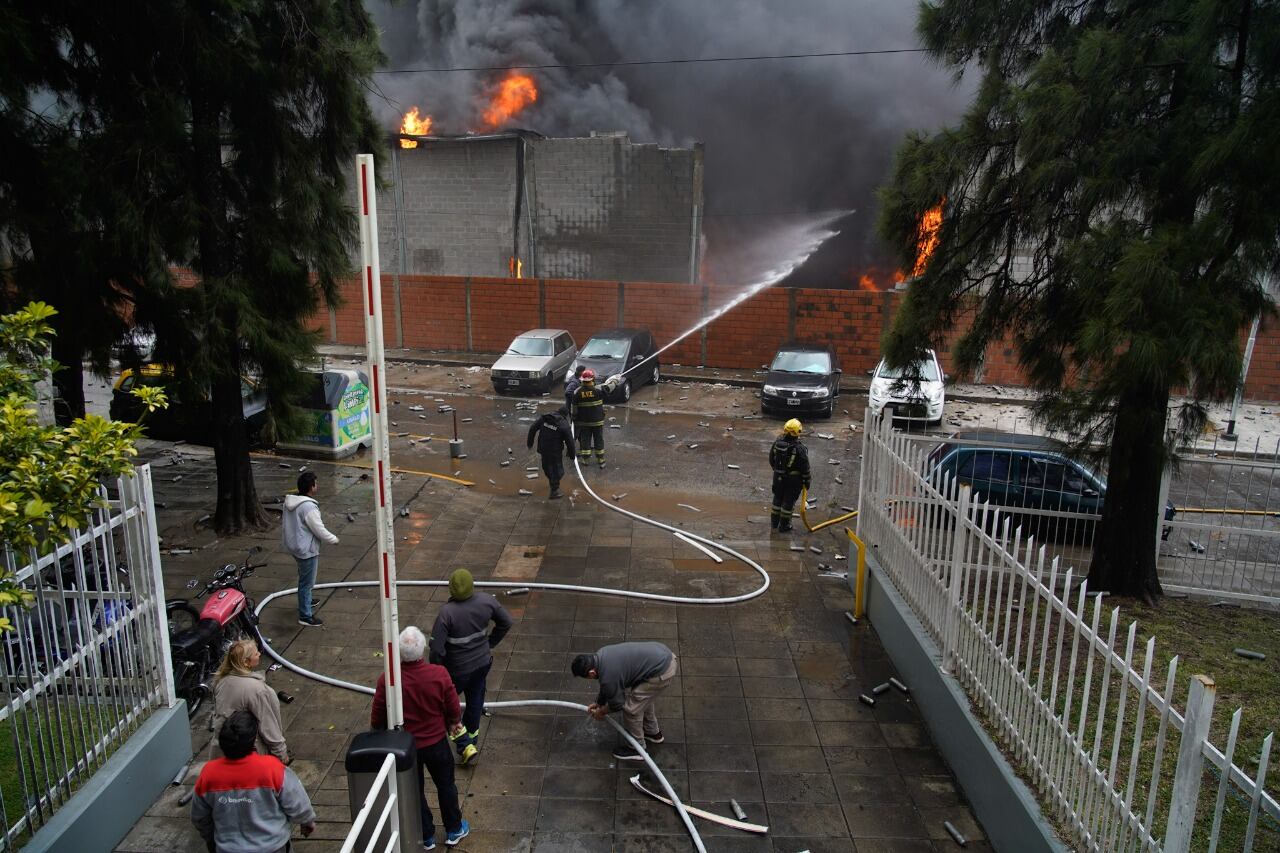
[783,418,803,436]
[581,369,596,381]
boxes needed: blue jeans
[295,556,318,618]
[449,662,491,753]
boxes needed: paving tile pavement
[116,446,991,852]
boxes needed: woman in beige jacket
[212,639,290,764]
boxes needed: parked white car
[490,329,577,394]
[868,348,946,424]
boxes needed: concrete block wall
[527,136,698,283]
[311,273,1280,402]
[381,139,521,278]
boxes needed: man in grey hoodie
[282,472,339,627]
[571,641,677,761]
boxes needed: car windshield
[506,336,552,357]
[877,358,940,382]
[770,351,831,374]
[581,337,628,359]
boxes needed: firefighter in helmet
[769,418,811,532]
[571,369,607,469]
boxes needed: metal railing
[339,753,401,853]
[891,423,1280,609]
[858,413,1279,852]
[0,466,172,850]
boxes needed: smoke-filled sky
[366,0,973,287]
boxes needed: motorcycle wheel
[167,601,200,640]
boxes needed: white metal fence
[0,465,173,850]
[857,414,1279,852]
[340,753,402,853]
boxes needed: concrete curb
[25,702,193,853]
[859,549,1068,853]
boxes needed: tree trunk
[1087,381,1169,603]
[49,301,87,426]
[190,88,266,534]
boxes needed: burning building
[371,128,704,283]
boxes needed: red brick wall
[296,273,1280,402]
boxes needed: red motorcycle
[166,546,266,716]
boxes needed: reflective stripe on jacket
[572,385,605,426]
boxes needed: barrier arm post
[356,153,404,729]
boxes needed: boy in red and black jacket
[371,625,470,849]
[192,710,315,853]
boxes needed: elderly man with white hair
[371,626,470,848]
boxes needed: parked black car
[570,328,660,402]
[925,431,1176,539]
[760,343,841,418]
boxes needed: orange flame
[482,73,538,129]
[911,202,944,276]
[858,274,877,292]
[400,107,433,148]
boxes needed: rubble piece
[819,571,848,580]
[859,694,876,707]
[816,432,835,440]
[398,507,410,517]
[845,611,858,625]
[834,554,846,561]
[346,513,357,523]
[873,682,891,695]
[609,424,622,429]
[505,587,531,596]
[834,476,844,484]
[827,459,840,465]
[889,677,910,693]
[611,494,628,501]
[518,489,533,496]
[508,448,514,454]
[172,475,183,482]
[730,799,747,821]
[698,421,711,427]
[943,820,968,847]
[500,460,511,467]
[488,479,496,485]
[725,426,734,431]
[408,405,424,412]
[727,464,741,470]
[437,405,454,413]
[666,434,677,440]
[1234,648,1267,661]
[809,546,822,554]
[687,443,699,449]
[461,417,473,423]
[525,473,539,479]
[526,466,539,471]
[790,544,805,552]
[1189,539,1206,553]
[677,503,702,512]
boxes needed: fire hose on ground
[255,435,776,852]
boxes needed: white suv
[868,348,946,424]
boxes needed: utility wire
[374,47,929,75]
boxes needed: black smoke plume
[367,0,971,288]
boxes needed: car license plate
[787,398,801,406]
[507,379,519,386]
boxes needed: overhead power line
[373,47,929,75]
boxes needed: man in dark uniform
[527,405,576,499]
[769,418,811,533]
[571,368,607,469]
[564,364,586,409]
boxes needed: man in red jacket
[372,626,470,848]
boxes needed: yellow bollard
[845,527,867,619]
